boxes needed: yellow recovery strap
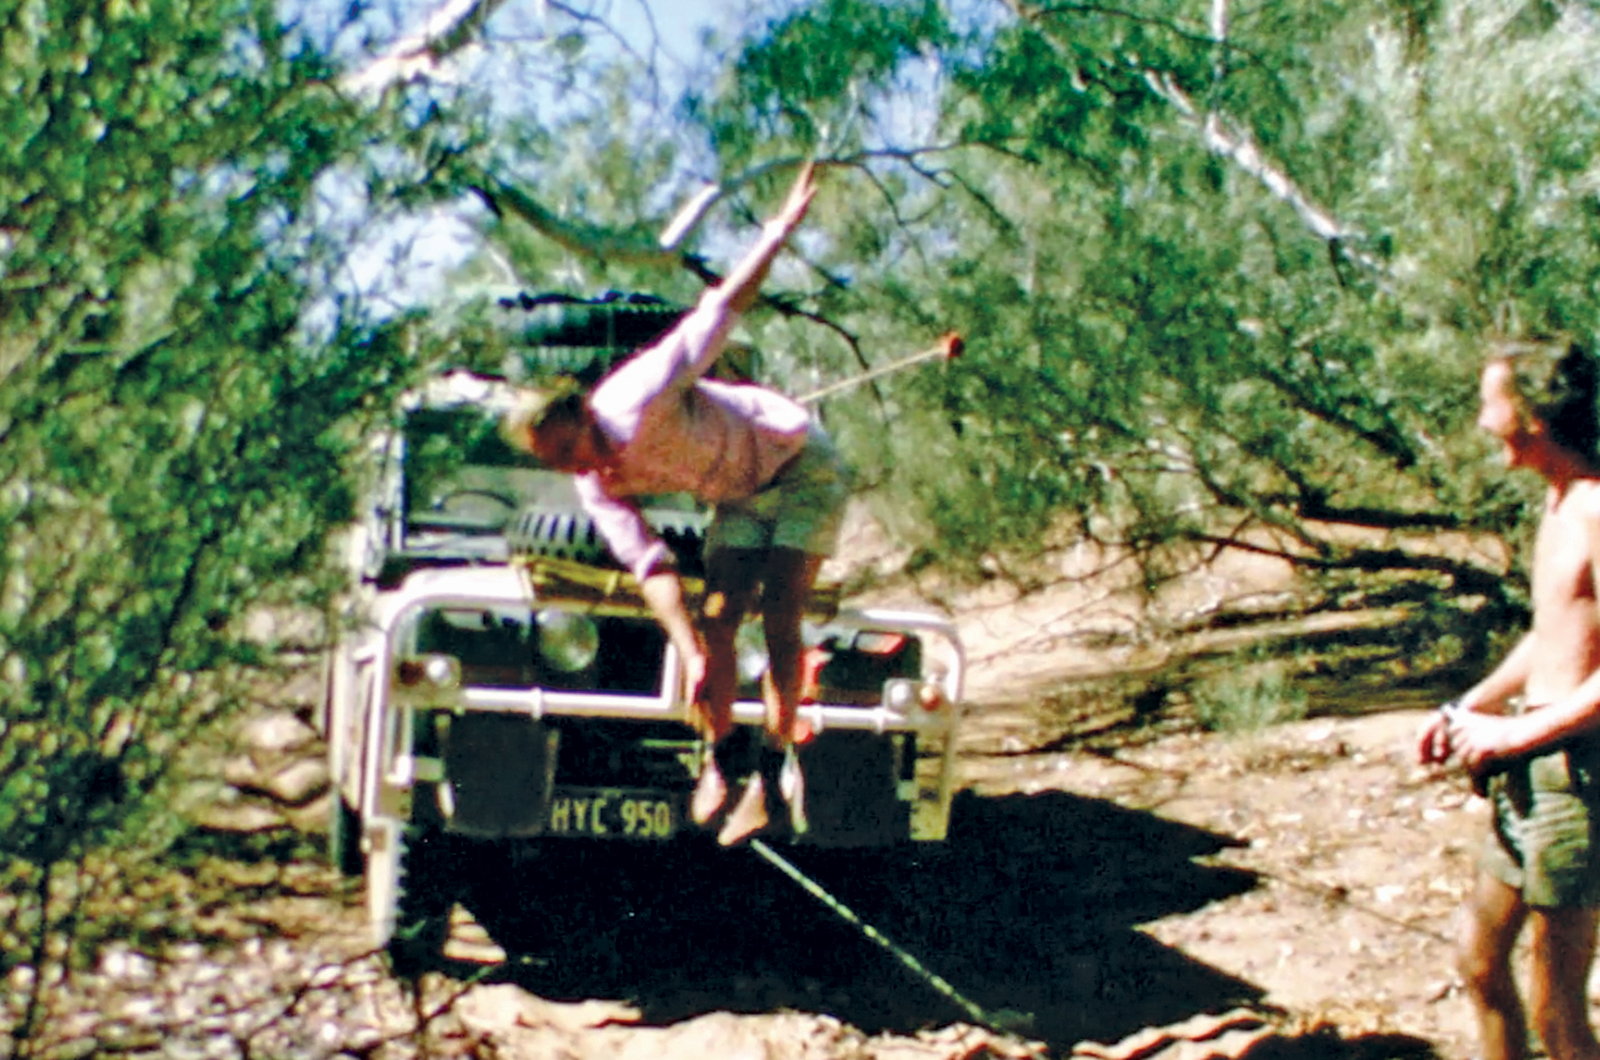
[513,554,841,620]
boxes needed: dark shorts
[706,426,849,559]
[1479,744,1600,908]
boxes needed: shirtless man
[1418,339,1600,1060]
[503,163,848,846]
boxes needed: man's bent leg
[692,548,763,826]
[722,549,824,844]
[1526,905,1600,1060]
[1460,870,1531,1060]
[697,548,764,739]
[758,548,825,745]
[718,548,825,845]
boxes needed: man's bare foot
[690,753,727,826]
[779,746,807,836]
[717,773,768,846]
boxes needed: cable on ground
[748,837,1035,1039]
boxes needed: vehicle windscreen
[402,407,573,534]
[399,404,704,539]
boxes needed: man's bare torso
[1526,479,1600,705]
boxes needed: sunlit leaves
[0,0,420,944]
[693,0,955,158]
[677,0,1600,612]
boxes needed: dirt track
[19,685,1506,1060]
[965,706,1486,1058]
[447,704,1484,1057]
[16,522,1526,1060]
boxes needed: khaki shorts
[1479,744,1600,908]
[706,426,849,559]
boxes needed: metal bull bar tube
[748,838,1036,1041]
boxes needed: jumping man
[503,163,848,846]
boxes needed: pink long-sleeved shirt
[575,291,812,581]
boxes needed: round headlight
[536,609,600,672]
[423,655,458,688]
[396,654,460,689]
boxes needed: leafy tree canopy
[646,0,1600,626]
[0,0,447,996]
[7,0,1600,1024]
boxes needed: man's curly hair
[1491,338,1600,461]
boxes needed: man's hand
[717,161,821,318]
[1443,709,1540,796]
[1417,707,1454,766]
[639,569,711,707]
[1446,710,1534,771]
[679,641,709,708]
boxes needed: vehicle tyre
[367,816,454,976]
[328,795,363,878]
[388,825,455,977]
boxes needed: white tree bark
[1001,0,1380,274]
[337,0,738,262]
[338,0,510,100]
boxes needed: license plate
[545,787,679,840]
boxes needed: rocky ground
[1,530,1529,1060]
[5,683,1502,1060]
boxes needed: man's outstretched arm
[594,163,820,410]
[639,570,707,705]
[711,161,818,317]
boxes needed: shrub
[1191,658,1311,734]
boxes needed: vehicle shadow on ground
[452,788,1435,1055]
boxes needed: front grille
[546,718,701,789]
[415,607,667,695]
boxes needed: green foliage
[378,0,1600,639]
[653,0,1600,627]
[3,0,1593,1025]
[0,0,433,1001]
[695,0,956,156]
[1191,656,1311,734]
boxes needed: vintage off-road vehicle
[317,293,966,967]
